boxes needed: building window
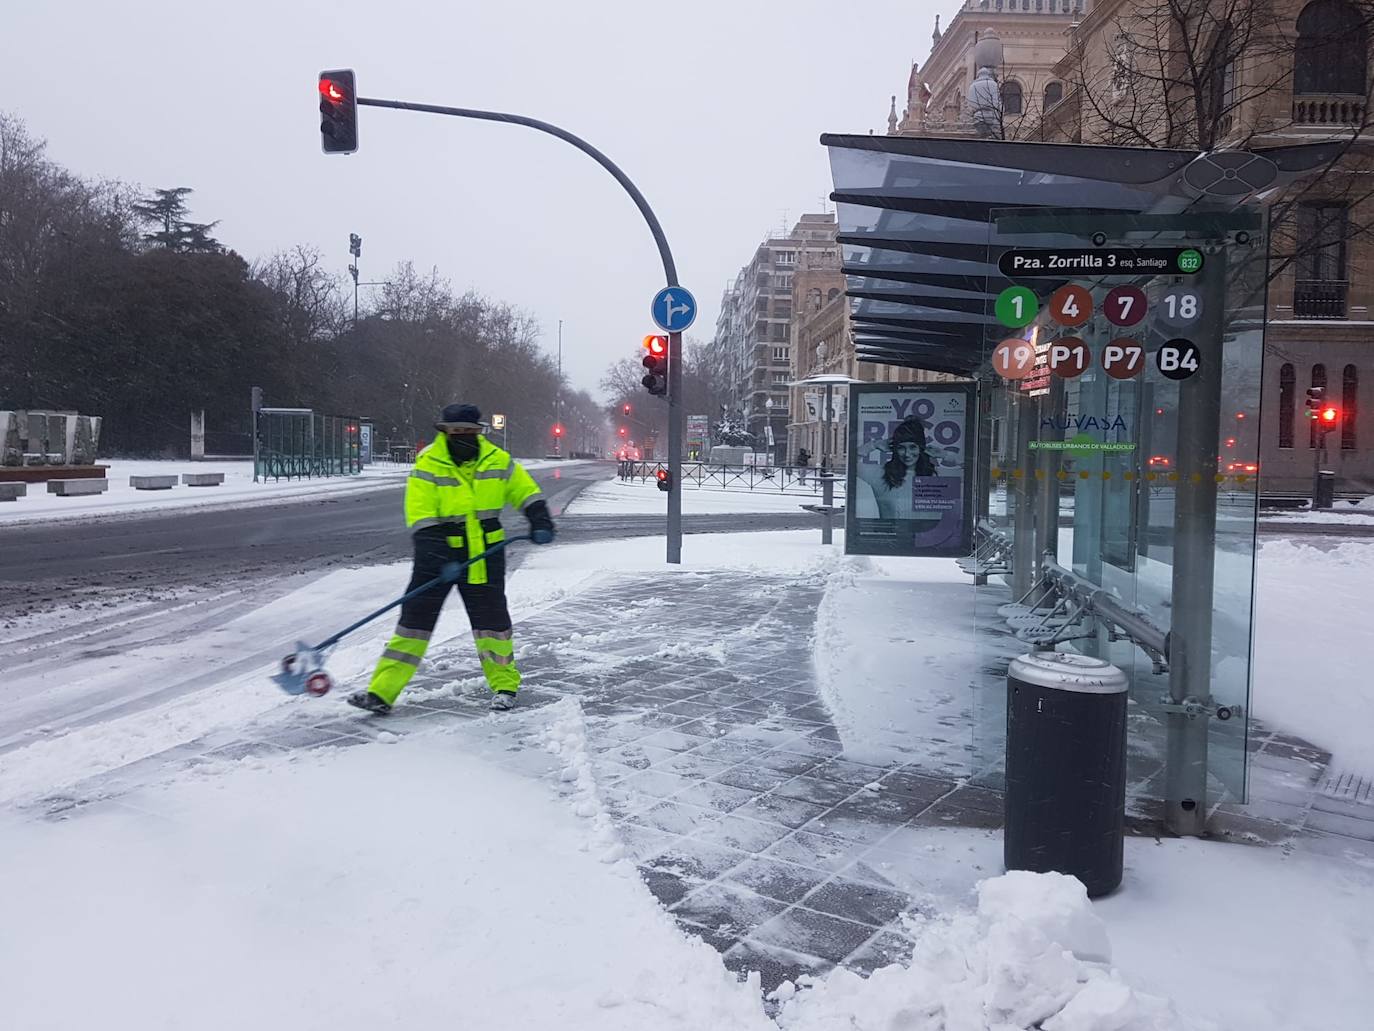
[1278,363,1295,449]
[773,347,789,362]
[772,323,789,342]
[1310,364,1327,447]
[827,288,841,302]
[1295,0,1368,95]
[1044,81,1063,108]
[1001,80,1023,116]
[772,373,789,384]
[1343,364,1358,449]
[775,250,797,266]
[1295,202,1349,317]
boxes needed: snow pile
[539,698,628,863]
[777,872,1187,1031]
[1253,538,1374,771]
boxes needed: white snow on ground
[1252,538,1374,772]
[568,477,836,515]
[812,551,991,770]
[825,825,1374,1031]
[1258,506,1374,525]
[0,700,775,1031]
[0,456,578,526]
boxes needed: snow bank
[568,478,830,515]
[1253,538,1374,771]
[0,702,774,1031]
[520,528,843,578]
[777,871,1184,1031]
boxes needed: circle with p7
[1103,286,1147,327]
[1159,287,1201,327]
[1048,337,1090,378]
[995,286,1038,329]
[1156,339,1201,380]
[992,337,1039,380]
[1049,284,1093,327]
[1102,339,1145,379]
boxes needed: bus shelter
[823,134,1343,835]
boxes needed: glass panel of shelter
[971,207,1265,809]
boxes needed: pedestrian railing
[616,460,847,497]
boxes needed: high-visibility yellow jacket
[405,436,544,584]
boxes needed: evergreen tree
[131,187,221,253]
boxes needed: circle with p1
[992,337,1038,380]
[1101,338,1145,379]
[1048,337,1090,378]
[1048,284,1093,327]
[1156,339,1201,380]
[995,286,1038,329]
[1159,286,1202,327]
[1103,285,1147,327]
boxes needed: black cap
[435,403,486,432]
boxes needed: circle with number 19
[995,286,1038,329]
[992,338,1039,380]
[1049,284,1093,327]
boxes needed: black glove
[525,500,556,544]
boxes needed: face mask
[447,434,480,463]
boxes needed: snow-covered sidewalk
[5,532,1373,1029]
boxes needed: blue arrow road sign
[651,286,697,333]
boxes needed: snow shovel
[271,534,532,697]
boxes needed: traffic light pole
[355,95,684,563]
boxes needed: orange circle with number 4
[1049,284,1093,327]
[992,338,1039,380]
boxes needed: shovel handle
[313,534,532,651]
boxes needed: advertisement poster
[845,382,975,557]
[686,415,708,456]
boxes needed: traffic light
[655,467,673,492]
[1319,405,1340,432]
[1305,386,1325,419]
[618,426,627,437]
[319,70,358,154]
[642,335,668,396]
[553,424,564,437]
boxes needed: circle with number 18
[995,286,1038,329]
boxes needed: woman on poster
[856,416,950,520]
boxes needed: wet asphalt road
[1,463,819,615]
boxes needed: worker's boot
[347,690,392,715]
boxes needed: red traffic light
[655,468,668,481]
[623,404,631,414]
[643,334,668,355]
[553,424,564,436]
[319,78,347,103]
[1321,406,1339,424]
[618,427,627,436]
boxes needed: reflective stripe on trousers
[369,628,430,705]
[473,629,520,694]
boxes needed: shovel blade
[271,642,324,696]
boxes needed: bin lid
[1009,652,1129,694]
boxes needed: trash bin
[1004,651,1129,897]
[1315,470,1336,510]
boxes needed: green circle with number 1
[996,286,1039,329]
[1177,249,1204,273]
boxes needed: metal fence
[617,460,847,497]
[254,409,362,481]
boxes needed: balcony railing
[1293,280,1349,319]
[1293,94,1366,127]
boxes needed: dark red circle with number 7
[1104,286,1147,327]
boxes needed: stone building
[1039,0,1374,492]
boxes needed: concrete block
[0,483,26,502]
[47,478,109,496]
[130,475,178,491]
[182,472,225,487]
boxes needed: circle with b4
[1156,339,1201,381]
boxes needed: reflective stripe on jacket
[404,436,544,584]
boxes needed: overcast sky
[2,0,950,398]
